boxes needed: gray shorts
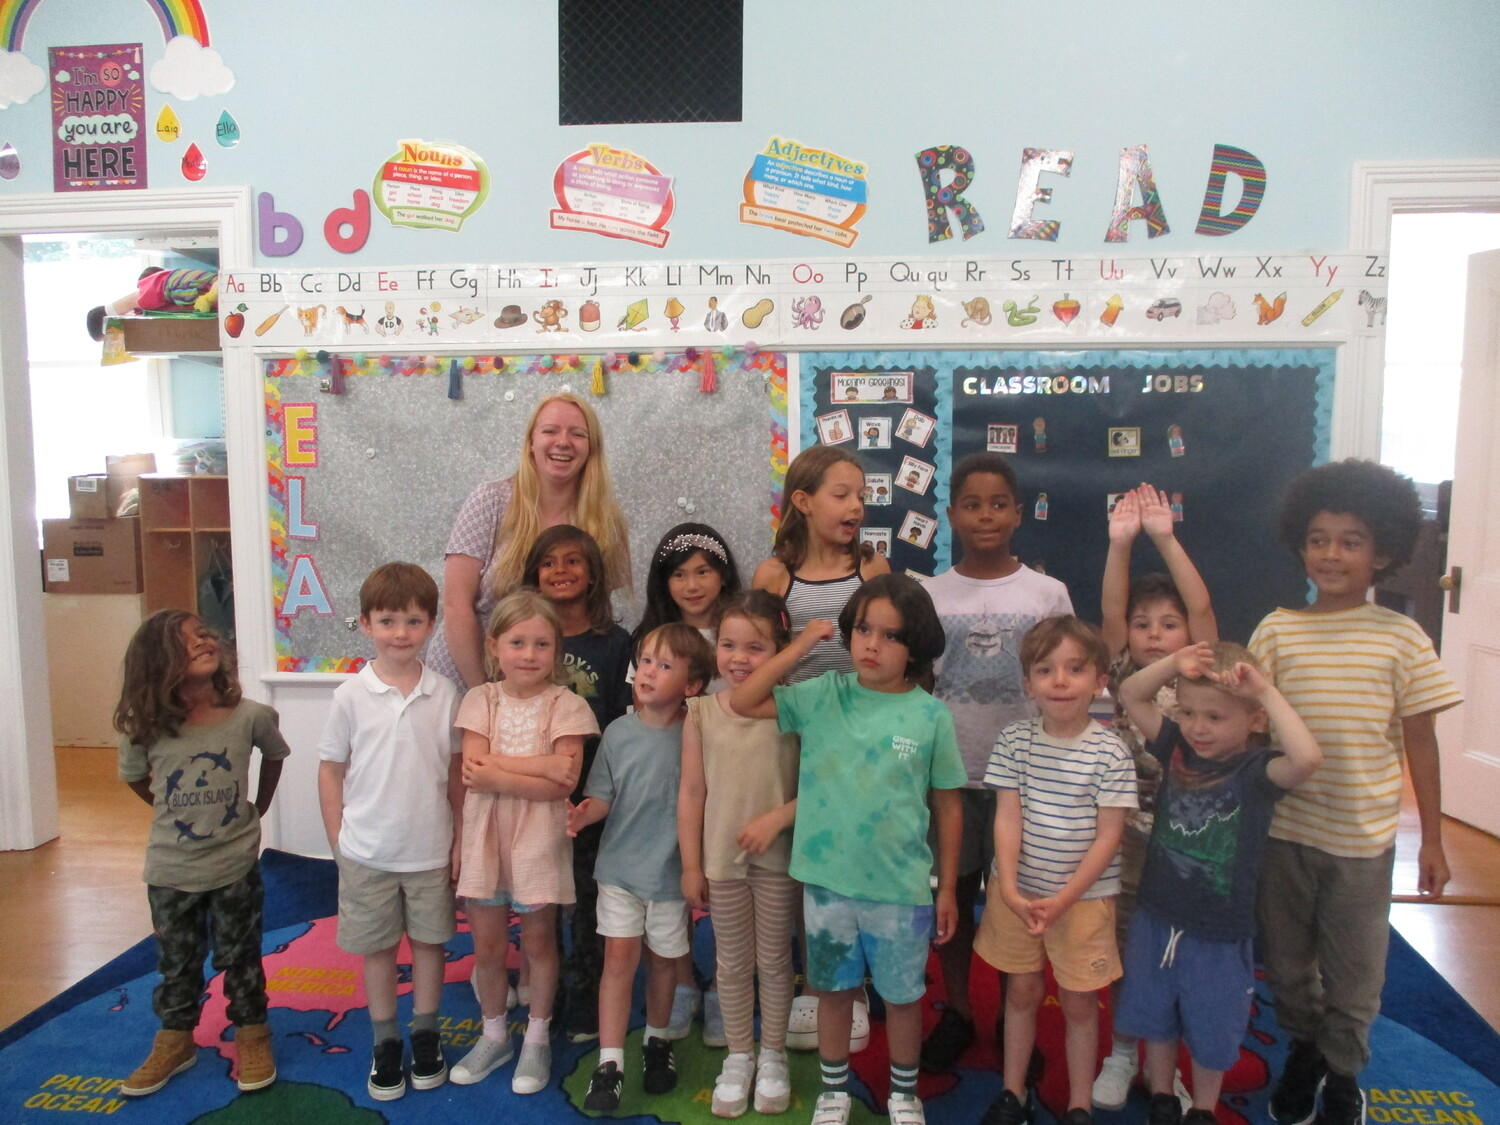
[928,787,996,880]
[336,853,456,955]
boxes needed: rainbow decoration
[2,0,210,52]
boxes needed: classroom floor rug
[2,849,1497,1124]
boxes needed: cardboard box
[67,475,110,519]
[106,452,156,515]
[119,316,219,354]
[42,518,142,594]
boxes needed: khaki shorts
[336,853,455,955]
[974,892,1120,993]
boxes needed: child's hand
[450,837,462,887]
[565,799,591,838]
[539,754,576,785]
[1417,842,1451,898]
[1108,489,1141,544]
[461,755,490,791]
[797,619,836,647]
[933,887,958,946]
[1212,660,1271,700]
[1137,484,1176,540]
[1172,641,1216,682]
[1026,896,1065,936]
[736,811,783,856]
[681,870,709,911]
[1003,888,1034,927]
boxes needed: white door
[1436,248,1500,836]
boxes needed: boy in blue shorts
[1114,641,1320,1125]
[977,616,1137,1125]
[317,563,464,1101]
[732,573,967,1125]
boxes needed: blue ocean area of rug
[2,851,1495,1123]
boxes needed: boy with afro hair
[1250,460,1462,1125]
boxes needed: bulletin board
[801,350,1333,645]
[266,350,788,671]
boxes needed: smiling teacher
[426,392,632,692]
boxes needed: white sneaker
[850,997,870,1054]
[511,1039,550,1095]
[812,1090,852,1125]
[712,1052,756,1118]
[754,1048,791,1114]
[666,984,701,1040]
[450,1034,514,1085]
[889,1092,927,1125]
[1175,1068,1193,1113]
[786,995,819,1051]
[1092,1050,1139,1110]
[703,988,727,1048]
[467,965,517,1012]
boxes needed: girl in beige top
[679,591,800,1118]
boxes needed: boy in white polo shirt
[318,563,464,1102]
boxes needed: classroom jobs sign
[49,44,147,192]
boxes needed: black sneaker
[1316,1072,1365,1125]
[981,1088,1033,1125]
[584,1061,624,1111]
[1185,1110,1220,1125]
[920,1008,976,1073]
[1149,1092,1185,1125]
[567,995,601,1044]
[1270,1040,1328,1125]
[1062,1110,1093,1125]
[367,1038,406,1101]
[410,1028,447,1090]
[642,1036,677,1095]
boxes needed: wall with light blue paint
[1,2,1495,264]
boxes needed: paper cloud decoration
[149,35,233,100]
[0,50,45,109]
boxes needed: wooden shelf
[137,475,232,618]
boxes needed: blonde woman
[428,393,631,693]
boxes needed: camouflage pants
[146,862,267,1030]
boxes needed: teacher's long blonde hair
[488,392,632,598]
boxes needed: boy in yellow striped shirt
[1249,460,1461,1125]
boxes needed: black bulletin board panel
[802,350,1333,646]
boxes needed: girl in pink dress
[452,590,599,1094]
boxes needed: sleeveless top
[784,569,861,683]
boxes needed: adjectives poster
[50,44,146,192]
[740,136,867,247]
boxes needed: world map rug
[1,850,1496,1124]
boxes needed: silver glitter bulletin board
[265,350,789,671]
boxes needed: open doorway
[0,187,254,854]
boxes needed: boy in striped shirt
[1250,460,1462,1125]
[976,616,1138,1125]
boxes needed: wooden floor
[1,747,1499,1036]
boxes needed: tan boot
[235,1023,277,1092]
[121,1029,197,1096]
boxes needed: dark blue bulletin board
[801,350,1333,645]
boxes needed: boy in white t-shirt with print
[318,563,464,1102]
[920,452,1072,1074]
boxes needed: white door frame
[1341,160,1500,460]
[0,187,262,851]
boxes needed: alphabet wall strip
[220,252,1385,354]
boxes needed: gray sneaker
[511,1039,551,1095]
[666,984,700,1040]
[450,1034,514,1085]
